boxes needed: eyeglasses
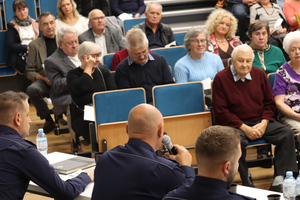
[131,49,148,58]
[92,16,105,21]
[290,47,300,54]
[90,52,102,58]
[191,39,206,44]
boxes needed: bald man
[91,104,195,200]
[78,9,125,61]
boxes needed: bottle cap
[286,171,293,176]
[38,128,44,133]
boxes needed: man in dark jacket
[133,1,176,49]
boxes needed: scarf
[14,15,32,26]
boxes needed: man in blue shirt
[0,91,94,200]
[92,103,195,200]
[164,125,255,200]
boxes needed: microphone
[162,135,177,155]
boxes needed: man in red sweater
[212,44,297,193]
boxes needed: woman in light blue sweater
[174,27,224,83]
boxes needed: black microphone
[162,135,177,155]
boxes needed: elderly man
[45,27,80,118]
[164,126,255,200]
[91,104,195,200]
[0,91,93,200]
[25,12,57,134]
[115,28,174,103]
[212,44,297,192]
[78,9,125,61]
[133,1,176,49]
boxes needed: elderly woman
[67,41,117,147]
[174,27,223,108]
[205,8,242,67]
[56,0,88,36]
[7,0,40,73]
[247,20,286,74]
[273,31,300,136]
[283,0,300,31]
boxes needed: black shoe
[58,118,67,126]
[242,174,255,188]
[43,121,56,134]
[269,184,283,193]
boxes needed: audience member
[67,41,117,145]
[56,0,88,36]
[227,0,259,42]
[251,0,288,52]
[163,126,255,200]
[215,0,227,8]
[7,0,41,73]
[273,31,300,137]
[115,28,174,103]
[247,20,286,74]
[205,8,242,67]
[283,0,300,31]
[25,12,57,134]
[133,1,176,49]
[91,103,195,199]
[250,0,288,34]
[174,27,223,108]
[0,91,93,200]
[111,0,145,22]
[74,0,109,16]
[45,27,80,122]
[212,44,297,192]
[78,9,125,62]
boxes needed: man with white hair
[115,28,174,103]
[45,27,80,119]
[133,1,176,49]
[212,44,297,192]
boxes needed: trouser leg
[26,80,51,119]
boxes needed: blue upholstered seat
[152,46,188,77]
[123,18,145,35]
[174,31,187,46]
[152,82,205,117]
[93,88,146,126]
[102,53,115,71]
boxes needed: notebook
[52,156,95,175]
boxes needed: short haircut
[205,8,238,39]
[57,27,77,42]
[184,27,209,51]
[283,31,300,54]
[247,20,270,38]
[78,41,100,59]
[13,0,27,13]
[57,0,81,21]
[0,91,28,125]
[231,44,255,61]
[125,28,148,51]
[88,9,104,20]
[145,1,163,13]
[195,125,240,166]
[39,12,55,25]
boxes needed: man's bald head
[127,104,163,139]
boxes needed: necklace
[262,4,274,15]
[216,38,226,45]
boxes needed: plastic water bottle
[36,128,48,158]
[283,171,296,200]
[296,170,300,196]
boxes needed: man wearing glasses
[115,28,174,103]
[78,9,125,62]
